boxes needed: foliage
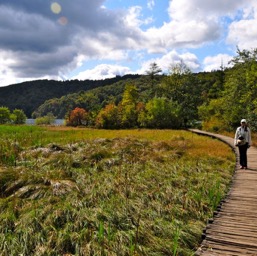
[31,78,137,119]
[0,106,11,124]
[145,62,162,78]
[66,107,89,127]
[94,86,183,129]
[0,75,141,117]
[2,48,257,131]
[0,126,235,255]
[160,61,203,127]
[198,98,225,132]
[138,97,182,128]
[25,65,222,130]
[95,103,120,129]
[0,107,27,124]
[11,109,27,124]
[119,83,139,128]
[145,62,162,89]
[200,48,257,131]
[35,112,56,125]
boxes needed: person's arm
[234,128,239,146]
[248,129,252,146]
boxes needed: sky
[0,0,257,87]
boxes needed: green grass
[0,125,235,255]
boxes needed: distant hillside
[32,75,155,118]
[0,75,141,117]
[32,71,224,120]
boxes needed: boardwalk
[190,129,257,256]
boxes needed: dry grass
[0,126,235,255]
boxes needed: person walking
[234,119,252,169]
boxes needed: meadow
[0,125,235,255]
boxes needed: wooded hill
[1,48,257,132]
[31,69,224,129]
[0,74,141,117]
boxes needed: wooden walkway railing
[189,129,257,256]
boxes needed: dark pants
[239,143,248,167]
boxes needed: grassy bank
[0,126,235,255]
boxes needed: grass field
[0,125,235,255]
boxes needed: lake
[26,119,65,125]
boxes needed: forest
[0,75,141,117]
[1,48,257,132]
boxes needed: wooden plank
[209,221,257,231]
[207,225,257,234]
[190,129,257,255]
[200,240,257,255]
[206,230,257,241]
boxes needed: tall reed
[0,126,235,255]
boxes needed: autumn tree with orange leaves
[66,107,88,126]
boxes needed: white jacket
[234,126,251,146]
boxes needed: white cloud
[0,51,22,86]
[73,64,132,80]
[138,50,200,74]
[124,6,143,27]
[203,54,233,71]
[0,0,257,87]
[147,0,155,10]
[124,6,153,29]
[168,0,244,20]
[226,1,257,50]
[227,20,257,49]
[144,0,234,53]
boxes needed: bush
[35,113,55,125]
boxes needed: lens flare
[51,2,62,14]
[58,16,68,25]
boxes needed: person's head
[241,119,247,127]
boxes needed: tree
[229,47,257,67]
[198,98,225,131]
[12,109,27,124]
[198,48,257,131]
[146,62,162,81]
[95,103,120,129]
[0,107,11,124]
[66,107,88,127]
[35,112,56,125]
[145,62,162,95]
[161,61,201,127]
[138,97,181,128]
[216,48,257,129]
[119,83,139,128]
